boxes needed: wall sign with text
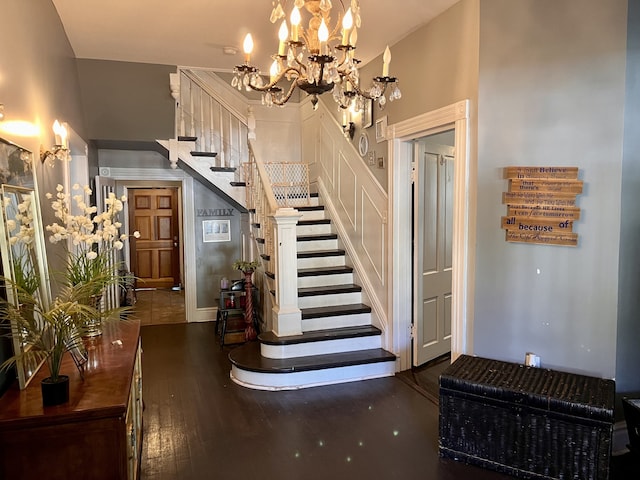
[501,166,582,247]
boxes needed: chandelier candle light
[232,0,401,116]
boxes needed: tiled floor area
[131,288,186,326]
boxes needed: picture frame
[203,219,230,242]
[375,116,388,143]
[362,99,373,129]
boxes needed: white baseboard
[189,307,217,323]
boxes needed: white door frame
[101,167,196,322]
[388,100,475,371]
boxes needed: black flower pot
[41,375,69,407]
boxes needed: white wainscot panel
[361,187,385,284]
[320,121,336,191]
[338,151,358,230]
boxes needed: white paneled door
[413,139,454,366]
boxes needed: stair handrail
[248,139,303,337]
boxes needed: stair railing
[175,69,249,176]
[247,139,303,337]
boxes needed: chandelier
[231,0,402,113]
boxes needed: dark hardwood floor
[139,323,640,479]
[140,323,517,480]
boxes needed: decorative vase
[41,375,69,406]
[243,271,257,341]
[84,293,103,337]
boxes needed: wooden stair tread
[298,219,331,226]
[301,303,372,319]
[258,325,381,346]
[298,266,353,277]
[230,181,246,187]
[297,205,325,212]
[229,342,395,374]
[209,166,235,172]
[298,284,361,296]
[177,135,197,142]
[297,233,337,242]
[298,249,345,258]
[192,151,218,157]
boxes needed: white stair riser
[298,273,353,288]
[297,256,345,269]
[296,223,333,236]
[299,291,361,309]
[302,312,371,331]
[261,335,381,359]
[298,210,327,222]
[230,361,395,391]
[297,239,338,251]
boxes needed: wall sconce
[40,120,70,166]
[0,104,5,122]
[343,121,355,140]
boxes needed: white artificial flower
[133,231,141,238]
[56,184,64,192]
[114,241,124,250]
[86,251,98,260]
[72,183,80,190]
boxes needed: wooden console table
[0,319,143,480]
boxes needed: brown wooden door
[130,188,180,289]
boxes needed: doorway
[129,187,181,289]
[413,133,455,366]
[390,100,475,371]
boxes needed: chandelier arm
[248,67,303,92]
[271,80,300,106]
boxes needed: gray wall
[617,0,640,396]
[193,180,243,309]
[0,0,86,392]
[328,0,479,190]
[474,0,628,380]
[76,59,175,142]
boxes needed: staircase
[228,194,396,390]
[167,67,396,390]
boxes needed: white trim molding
[388,100,475,370]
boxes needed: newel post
[271,207,302,336]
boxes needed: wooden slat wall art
[502,166,582,246]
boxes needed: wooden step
[301,303,371,320]
[230,181,246,187]
[259,325,381,346]
[297,249,345,259]
[209,166,235,172]
[230,343,394,373]
[298,284,361,297]
[297,205,325,212]
[298,219,331,226]
[297,266,353,277]
[192,151,218,157]
[297,233,337,242]
[178,136,197,142]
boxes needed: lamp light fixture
[0,104,5,122]
[231,0,401,113]
[40,120,70,166]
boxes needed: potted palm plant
[0,279,105,406]
[232,259,260,340]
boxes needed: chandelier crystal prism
[231,0,402,111]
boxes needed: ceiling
[51,0,459,73]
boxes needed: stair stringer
[316,178,392,356]
[157,139,247,210]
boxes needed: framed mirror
[0,139,51,389]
